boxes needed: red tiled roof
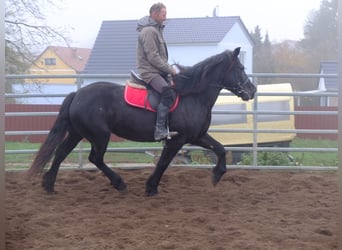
[48,46,92,72]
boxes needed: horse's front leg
[193,133,226,186]
[146,141,183,196]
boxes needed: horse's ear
[233,47,241,59]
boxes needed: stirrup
[165,125,178,140]
[154,131,178,141]
[154,126,178,141]
[166,131,178,140]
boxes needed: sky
[48,0,323,48]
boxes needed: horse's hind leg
[43,132,82,193]
[88,135,127,192]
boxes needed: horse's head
[172,48,256,100]
[223,47,256,101]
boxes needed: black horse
[28,47,256,196]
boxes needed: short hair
[149,3,166,15]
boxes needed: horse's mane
[173,50,232,96]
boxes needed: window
[210,103,247,125]
[44,58,56,65]
[257,101,290,122]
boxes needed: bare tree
[5,0,71,73]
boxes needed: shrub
[239,151,294,166]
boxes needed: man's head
[149,3,167,25]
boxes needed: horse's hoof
[145,188,158,197]
[42,181,55,194]
[45,190,57,195]
[114,181,127,192]
[118,188,128,195]
[212,169,226,186]
[43,184,56,194]
[43,187,56,194]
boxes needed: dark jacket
[136,16,174,83]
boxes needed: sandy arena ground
[6,167,338,249]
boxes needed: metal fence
[4,73,339,171]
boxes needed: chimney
[213,5,219,17]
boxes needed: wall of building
[167,23,253,74]
[27,49,77,84]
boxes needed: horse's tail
[27,92,76,176]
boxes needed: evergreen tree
[250,27,274,83]
[300,0,337,64]
[261,32,274,73]
[250,26,264,73]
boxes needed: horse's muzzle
[237,81,256,101]
[240,91,252,101]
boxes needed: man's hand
[171,67,177,76]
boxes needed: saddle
[124,71,179,112]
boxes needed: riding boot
[154,87,178,141]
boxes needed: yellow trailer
[209,83,295,162]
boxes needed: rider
[136,2,178,141]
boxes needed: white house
[83,16,254,85]
[317,61,338,106]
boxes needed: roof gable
[36,46,91,72]
[320,61,338,91]
[84,16,253,74]
[164,16,243,44]
[84,20,138,74]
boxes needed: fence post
[0,0,6,247]
[76,78,84,168]
[252,76,258,167]
[337,1,342,246]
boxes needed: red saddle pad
[124,83,179,112]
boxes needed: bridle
[172,58,252,99]
[209,59,251,99]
